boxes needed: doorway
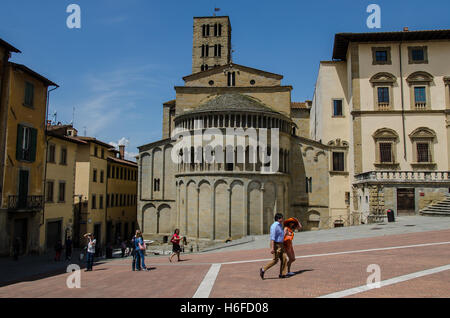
[18,170,29,209]
[13,218,28,255]
[46,220,62,249]
[397,188,415,215]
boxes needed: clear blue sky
[1,0,449,159]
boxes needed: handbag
[139,241,146,251]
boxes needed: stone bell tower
[192,16,232,74]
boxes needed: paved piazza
[0,224,449,298]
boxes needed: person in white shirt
[84,233,96,271]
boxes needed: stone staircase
[420,193,450,216]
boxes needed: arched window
[409,127,436,166]
[372,128,399,166]
[370,72,397,110]
[406,71,434,110]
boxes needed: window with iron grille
[417,143,430,162]
[411,48,425,61]
[375,50,388,62]
[377,87,390,103]
[379,143,392,163]
[414,87,426,103]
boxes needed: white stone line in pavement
[220,241,450,265]
[317,264,450,298]
[192,263,222,298]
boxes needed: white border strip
[318,264,450,298]
[192,263,222,298]
[221,241,450,265]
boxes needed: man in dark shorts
[169,229,182,262]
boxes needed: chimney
[403,27,409,32]
[119,145,125,160]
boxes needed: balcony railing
[8,195,44,211]
[377,102,391,111]
[355,171,449,183]
[415,102,427,110]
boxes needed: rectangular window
[345,192,350,206]
[332,152,345,171]
[414,87,426,103]
[60,148,67,165]
[333,100,343,116]
[92,194,96,209]
[48,144,56,163]
[46,181,54,202]
[101,148,104,159]
[94,146,98,157]
[100,170,104,183]
[417,143,430,163]
[93,169,97,182]
[16,125,37,162]
[375,50,388,62]
[377,87,390,104]
[99,195,103,209]
[24,82,34,107]
[379,143,393,163]
[58,182,65,202]
[411,48,425,61]
[305,177,312,193]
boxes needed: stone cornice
[175,86,293,94]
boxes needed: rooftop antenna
[72,106,75,127]
[83,126,87,136]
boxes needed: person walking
[260,213,287,279]
[65,237,73,261]
[283,218,302,276]
[134,230,148,271]
[131,234,139,271]
[12,237,21,261]
[84,233,96,271]
[54,240,63,262]
[121,240,126,258]
[169,229,182,262]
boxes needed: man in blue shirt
[260,213,287,279]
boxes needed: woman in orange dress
[283,218,302,276]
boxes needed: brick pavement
[0,228,448,298]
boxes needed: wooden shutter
[30,128,37,162]
[16,124,24,160]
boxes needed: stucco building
[311,29,450,222]
[0,38,58,256]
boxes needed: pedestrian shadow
[288,269,314,277]
[263,269,314,280]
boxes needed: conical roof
[179,93,282,117]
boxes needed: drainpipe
[0,52,11,207]
[399,43,407,160]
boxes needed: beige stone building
[137,16,354,244]
[106,146,138,243]
[311,29,450,222]
[72,132,138,249]
[42,124,84,252]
